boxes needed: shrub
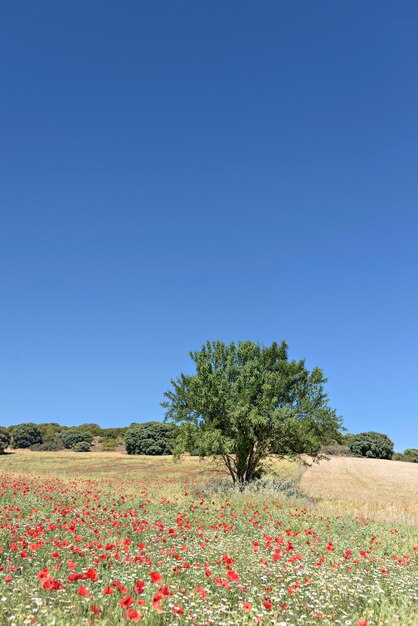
[101,438,117,450]
[0,427,11,453]
[321,443,351,456]
[38,423,65,441]
[403,448,418,463]
[74,441,91,452]
[78,423,103,437]
[60,429,93,449]
[101,427,128,439]
[125,422,176,455]
[198,475,306,500]
[348,431,394,460]
[12,423,43,449]
[30,437,65,452]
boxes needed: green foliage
[1,422,131,452]
[74,441,91,452]
[37,423,67,445]
[60,429,93,449]
[101,427,128,440]
[321,443,351,456]
[124,422,177,455]
[101,438,118,450]
[163,340,342,483]
[348,431,394,460]
[12,423,43,449]
[78,423,103,437]
[0,427,11,453]
[402,448,418,463]
[30,437,65,452]
[341,433,356,445]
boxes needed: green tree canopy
[401,448,418,463]
[60,428,93,449]
[12,423,43,449]
[0,427,11,453]
[163,340,342,483]
[125,422,176,455]
[348,431,394,460]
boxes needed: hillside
[301,455,418,524]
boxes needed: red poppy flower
[126,609,142,621]
[37,568,49,579]
[77,585,89,596]
[149,572,162,583]
[86,568,98,582]
[119,595,133,608]
[134,579,145,594]
[196,586,208,599]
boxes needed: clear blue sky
[1,1,417,451]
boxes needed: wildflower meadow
[0,452,416,626]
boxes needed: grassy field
[301,455,418,525]
[0,451,416,626]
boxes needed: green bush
[74,441,91,452]
[12,423,43,449]
[78,423,103,437]
[125,422,176,455]
[60,429,93,449]
[101,438,118,450]
[348,431,394,460]
[38,423,66,440]
[30,437,65,451]
[0,427,11,453]
[403,448,418,463]
[101,427,128,439]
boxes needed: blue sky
[1,1,417,450]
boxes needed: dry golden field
[300,455,418,525]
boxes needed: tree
[163,340,342,484]
[348,431,394,460]
[125,422,177,455]
[60,428,93,449]
[12,423,43,449]
[0,427,11,453]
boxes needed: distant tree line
[0,422,129,453]
[321,431,416,463]
[0,422,416,463]
[0,421,178,455]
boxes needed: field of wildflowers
[0,452,416,626]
